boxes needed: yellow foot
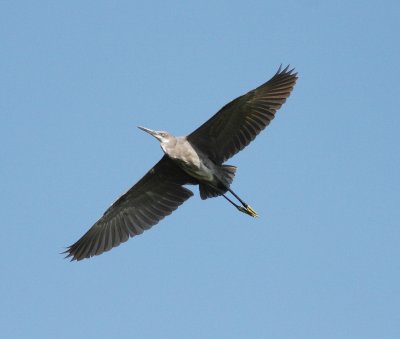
[245,205,258,218]
[238,205,259,218]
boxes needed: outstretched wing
[187,66,298,164]
[65,155,194,261]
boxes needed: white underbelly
[175,154,214,182]
[164,139,216,183]
[182,163,214,182]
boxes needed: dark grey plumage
[65,66,298,261]
[188,65,297,163]
[66,156,195,260]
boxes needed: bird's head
[138,126,173,144]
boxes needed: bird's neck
[160,138,177,154]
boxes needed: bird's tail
[221,165,237,185]
[199,165,237,200]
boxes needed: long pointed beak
[137,126,156,137]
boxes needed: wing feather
[65,155,194,261]
[188,66,297,163]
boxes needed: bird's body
[161,135,221,184]
[162,136,215,182]
[65,66,298,261]
[139,128,240,200]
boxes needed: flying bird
[65,65,298,261]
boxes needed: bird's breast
[179,159,214,182]
[166,141,215,182]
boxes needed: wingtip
[276,64,297,75]
[61,246,78,262]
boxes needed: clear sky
[1,1,399,338]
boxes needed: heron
[65,65,297,261]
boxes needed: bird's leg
[227,188,258,217]
[221,194,257,217]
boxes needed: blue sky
[1,1,399,338]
